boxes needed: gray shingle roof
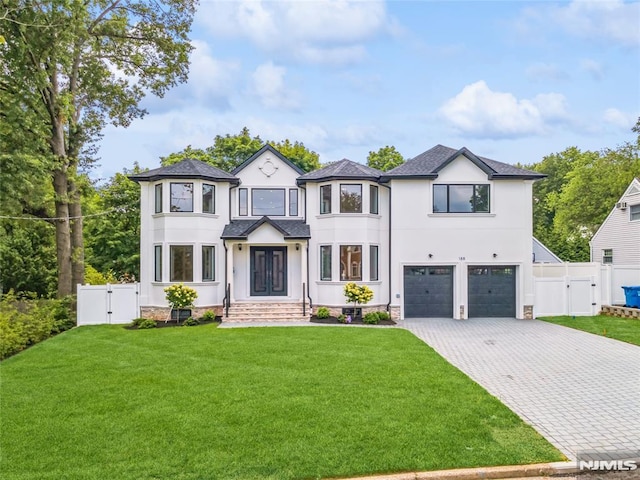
[221,218,311,239]
[128,159,239,183]
[297,159,383,184]
[381,145,545,180]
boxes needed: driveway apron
[400,318,640,460]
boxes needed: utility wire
[0,207,130,221]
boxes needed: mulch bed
[310,316,396,326]
[125,317,221,330]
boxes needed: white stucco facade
[132,144,542,320]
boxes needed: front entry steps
[223,302,310,323]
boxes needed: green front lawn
[1,325,563,480]
[539,315,640,346]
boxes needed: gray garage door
[404,266,453,318]
[468,266,516,317]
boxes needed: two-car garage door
[403,265,516,318]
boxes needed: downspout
[382,181,392,313]
[300,182,313,310]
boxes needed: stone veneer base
[140,306,223,321]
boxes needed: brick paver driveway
[401,317,640,460]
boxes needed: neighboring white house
[130,144,545,321]
[590,177,640,266]
[533,237,562,264]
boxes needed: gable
[234,149,302,187]
[433,154,491,182]
[246,222,287,244]
[622,178,640,201]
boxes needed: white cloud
[521,0,640,47]
[439,81,570,138]
[603,108,636,129]
[580,58,605,80]
[249,62,301,110]
[188,41,240,104]
[196,0,397,65]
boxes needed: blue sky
[95,0,640,180]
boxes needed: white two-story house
[130,144,544,321]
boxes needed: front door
[250,247,287,296]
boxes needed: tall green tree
[1,0,196,296]
[161,127,321,173]
[84,165,143,281]
[367,145,405,172]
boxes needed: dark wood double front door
[250,247,287,296]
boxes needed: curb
[330,462,579,480]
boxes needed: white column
[226,242,235,302]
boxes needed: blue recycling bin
[621,286,640,308]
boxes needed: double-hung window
[603,249,613,264]
[433,184,490,213]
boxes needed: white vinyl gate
[533,263,640,317]
[77,283,140,326]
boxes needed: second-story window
[340,184,362,213]
[170,183,193,212]
[154,184,162,213]
[433,184,490,213]
[252,189,285,216]
[289,189,298,216]
[320,185,331,214]
[370,185,379,214]
[202,184,215,214]
[239,188,248,216]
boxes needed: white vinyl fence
[533,263,640,317]
[77,283,140,326]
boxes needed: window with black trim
[154,245,162,282]
[202,184,215,214]
[340,184,362,213]
[170,245,193,282]
[370,185,379,214]
[170,183,193,212]
[154,184,162,213]
[252,189,285,216]
[289,189,298,216]
[370,245,379,281]
[603,249,613,264]
[202,245,215,281]
[320,245,332,281]
[433,184,490,213]
[239,188,248,216]
[320,185,331,214]
[631,204,640,221]
[340,245,362,281]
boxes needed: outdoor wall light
[295,243,300,251]
[238,244,243,251]
[428,253,433,258]
[493,253,497,258]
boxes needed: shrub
[316,307,330,319]
[337,314,346,323]
[363,312,379,324]
[131,317,148,327]
[137,319,157,329]
[376,311,391,321]
[344,283,374,308]
[0,291,76,359]
[201,310,216,322]
[164,284,198,310]
[183,316,199,326]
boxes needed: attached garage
[468,266,516,317]
[404,266,453,318]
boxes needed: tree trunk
[53,169,73,297]
[69,176,84,291]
